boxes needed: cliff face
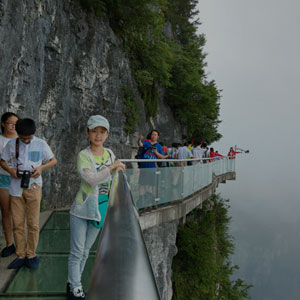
[143,221,178,300]
[0,0,183,208]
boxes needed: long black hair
[1,112,19,134]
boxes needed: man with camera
[0,118,57,269]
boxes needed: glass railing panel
[182,165,195,198]
[215,159,221,175]
[231,159,235,172]
[123,158,234,210]
[157,165,183,205]
[222,159,226,174]
[227,159,231,172]
[206,162,212,186]
[198,162,207,189]
[193,163,202,191]
[124,168,157,210]
[124,168,140,205]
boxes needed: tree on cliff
[75,0,222,143]
[172,195,251,300]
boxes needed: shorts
[0,174,11,189]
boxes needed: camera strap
[15,138,20,166]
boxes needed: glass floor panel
[37,230,99,254]
[6,255,95,293]
[1,211,98,299]
[42,211,70,230]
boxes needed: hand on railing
[109,160,126,172]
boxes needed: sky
[196,1,300,299]
[197,0,300,157]
[196,0,300,198]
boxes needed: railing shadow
[88,170,161,300]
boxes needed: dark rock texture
[0,0,184,209]
[143,221,179,300]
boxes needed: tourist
[177,142,193,166]
[187,141,194,166]
[137,130,168,168]
[158,142,168,167]
[167,143,179,167]
[192,141,206,164]
[227,147,241,159]
[0,112,19,257]
[209,147,223,162]
[0,118,57,269]
[67,115,125,300]
[137,130,167,206]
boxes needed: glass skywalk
[1,158,235,298]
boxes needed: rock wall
[0,0,184,209]
[143,221,179,300]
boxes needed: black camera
[17,170,33,188]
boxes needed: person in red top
[227,147,241,159]
[209,147,224,162]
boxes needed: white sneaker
[72,286,86,299]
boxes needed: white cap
[87,115,110,132]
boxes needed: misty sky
[196,0,300,205]
[196,1,300,299]
[197,0,300,156]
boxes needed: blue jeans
[68,215,100,289]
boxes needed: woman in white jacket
[67,115,125,300]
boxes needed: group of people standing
[0,112,57,271]
[0,112,124,300]
[137,133,241,167]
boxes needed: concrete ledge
[139,172,236,230]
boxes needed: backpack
[135,143,157,168]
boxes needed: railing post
[155,163,160,207]
[181,164,184,199]
[192,163,195,193]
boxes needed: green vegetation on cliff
[75,0,222,143]
[172,195,251,300]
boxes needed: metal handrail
[119,157,221,163]
[88,170,161,300]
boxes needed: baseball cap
[87,115,110,132]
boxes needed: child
[67,115,125,300]
[0,112,19,257]
[0,118,57,269]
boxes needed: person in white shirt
[192,141,206,164]
[177,142,194,166]
[0,112,19,258]
[0,118,57,269]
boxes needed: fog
[197,1,300,299]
